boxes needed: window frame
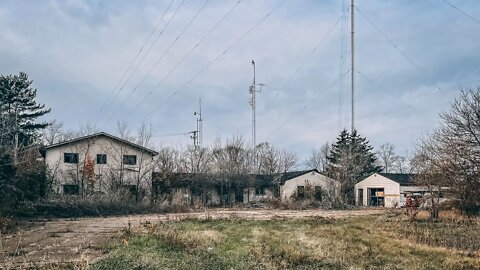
[315,186,322,201]
[64,153,79,164]
[297,186,305,198]
[63,184,80,195]
[255,186,266,196]
[123,155,137,165]
[96,154,107,164]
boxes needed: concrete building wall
[280,171,340,201]
[354,174,400,207]
[243,186,276,203]
[45,135,155,196]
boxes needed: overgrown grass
[92,213,480,270]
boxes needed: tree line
[1,71,479,216]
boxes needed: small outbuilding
[354,173,427,207]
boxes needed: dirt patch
[0,208,383,268]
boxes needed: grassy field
[91,211,480,270]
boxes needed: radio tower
[194,98,203,148]
[249,60,264,168]
[350,0,355,132]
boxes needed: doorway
[367,188,385,207]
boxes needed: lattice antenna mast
[194,98,203,148]
[350,0,355,132]
[249,60,264,170]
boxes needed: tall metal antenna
[249,60,263,168]
[350,0,355,132]
[194,98,203,148]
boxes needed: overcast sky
[1,0,479,163]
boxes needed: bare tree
[42,120,64,145]
[211,136,250,174]
[393,156,408,173]
[415,88,480,216]
[306,142,330,172]
[155,146,180,174]
[376,143,396,173]
[179,146,212,173]
[79,122,100,136]
[116,120,133,141]
[278,149,297,173]
[133,122,155,202]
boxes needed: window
[123,185,137,196]
[367,188,385,207]
[63,184,79,195]
[297,186,305,198]
[123,155,137,165]
[96,154,107,164]
[315,186,323,201]
[64,153,79,163]
[255,186,266,196]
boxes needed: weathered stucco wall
[354,174,400,207]
[280,171,340,201]
[45,135,155,195]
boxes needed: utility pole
[190,130,198,150]
[13,107,18,165]
[194,98,202,148]
[350,0,355,132]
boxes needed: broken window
[64,153,79,164]
[315,186,322,201]
[367,188,385,207]
[123,185,137,196]
[97,154,107,164]
[63,184,79,195]
[297,186,305,198]
[123,155,137,165]
[255,186,266,196]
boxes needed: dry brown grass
[92,213,480,270]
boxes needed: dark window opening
[123,185,137,196]
[358,189,364,206]
[368,188,385,207]
[123,155,137,165]
[63,184,79,195]
[297,186,305,198]
[64,153,79,163]
[97,154,107,164]
[315,186,322,201]
[255,186,266,196]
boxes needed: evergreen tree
[0,72,50,152]
[326,129,382,204]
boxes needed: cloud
[1,0,479,163]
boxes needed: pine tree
[326,129,382,204]
[0,72,50,154]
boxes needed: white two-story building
[45,132,158,197]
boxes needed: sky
[1,0,479,164]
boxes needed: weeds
[93,214,480,270]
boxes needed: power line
[442,0,480,26]
[264,75,344,143]
[355,6,444,95]
[133,0,243,110]
[261,8,348,115]
[355,69,415,111]
[95,0,176,120]
[101,0,209,128]
[141,0,288,119]
[98,0,185,122]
